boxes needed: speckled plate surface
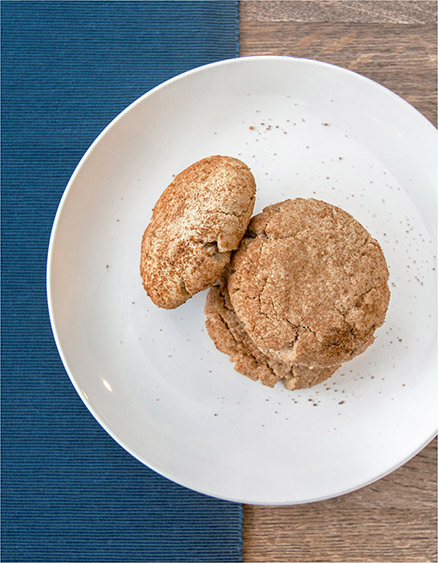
[47,56,437,505]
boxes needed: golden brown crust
[205,278,339,390]
[228,198,390,368]
[140,156,256,309]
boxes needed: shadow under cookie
[205,282,339,391]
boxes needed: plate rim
[46,55,438,505]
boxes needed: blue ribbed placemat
[1,2,241,562]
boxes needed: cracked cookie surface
[205,278,339,390]
[228,198,390,368]
[140,156,256,309]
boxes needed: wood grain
[241,1,437,24]
[240,2,437,562]
[240,2,437,125]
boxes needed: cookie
[205,279,339,390]
[228,198,390,368]
[140,156,256,309]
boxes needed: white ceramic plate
[47,56,437,505]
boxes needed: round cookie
[140,156,256,309]
[228,198,390,368]
[205,278,339,390]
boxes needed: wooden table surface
[239,2,437,562]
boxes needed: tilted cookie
[205,278,339,390]
[228,198,390,368]
[140,156,256,309]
